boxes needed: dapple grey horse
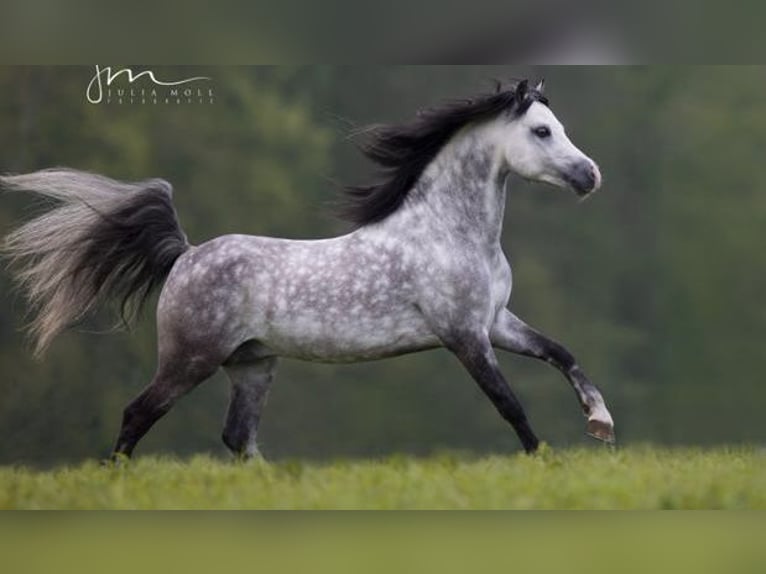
[1,80,614,460]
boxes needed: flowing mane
[341,79,549,225]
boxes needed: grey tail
[1,168,190,356]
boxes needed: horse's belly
[262,309,440,363]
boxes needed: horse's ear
[515,79,528,104]
[534,79,545,93]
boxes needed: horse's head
[499,80,601,197]
[342,80,603,226]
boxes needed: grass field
[1,445,763,509]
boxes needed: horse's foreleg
[489,308,615,443]
[445,332,539,453]
[221,357,277,460]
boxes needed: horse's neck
[378,132,507,248]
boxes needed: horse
[1,79,615,460]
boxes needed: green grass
[0,445,763,509]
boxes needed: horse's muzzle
[564,161,601,197]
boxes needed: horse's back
[157,233,440,363]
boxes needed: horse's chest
[489,254,513,310]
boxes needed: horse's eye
[532,126,551,139]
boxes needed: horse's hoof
[101,452,130,468]
[586,419,616,444]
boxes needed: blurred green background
[0,66,764,466]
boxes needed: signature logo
[86,65,212,104]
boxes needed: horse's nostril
[564,161,599,196]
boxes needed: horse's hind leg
[222,357,277,459]
[111,353,220,459]
[490,308,615,443]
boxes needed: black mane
[340,80,549,226]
